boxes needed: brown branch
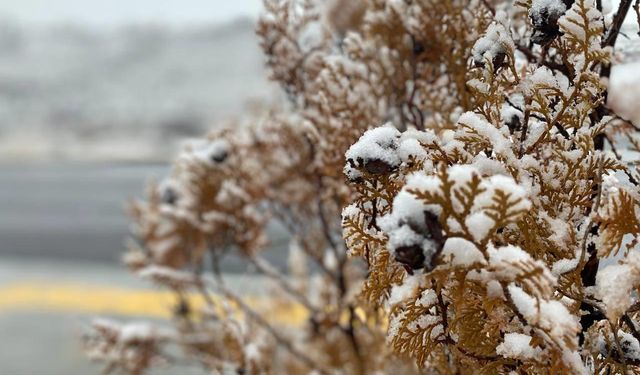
[211,280,333,375]
[249,256,318,312]
[635,0,640,37]
[604,0,634,49]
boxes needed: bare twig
[249,255,318,312]
[211,281,332,375]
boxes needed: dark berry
[394,244,426,270]
[162,187,179,205]
[364,159,393,174]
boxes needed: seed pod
[412,41,425,57]
[529,0,573,45]
[364,158,393,175]
[505,113,522,134]
[394,244,426,271]
[161,187,179,205]
[210,150,228,163]
[390,210,445,273]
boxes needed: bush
[84,0,640,374]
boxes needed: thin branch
[211,280,332,375]
[635,0,640,37]
[480,0,495,15]
[249,255,318,312]
[604,0,634,49]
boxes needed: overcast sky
[0,0,264,27]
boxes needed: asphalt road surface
[0,162,290,268]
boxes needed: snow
[387,274,421,307]
[415,288,437,307]
[609,62,640,126]
[522,66,570,97]
[457,112,515,159]
[496,333,541,359]
[472,21,514,65]
[530,0,567,18]
[618,330,640,362]
[344,125,401,179]
[475,174,531,214]
[386,189,429,227]
[397,164,529,244]
[551,258,578,276]
[489,244,532,265]
[192,139,230,165]
[398,138,428,163]
[386,224,426,249]
[441,237,486,267]
[508,284,579,342]
[596,250,640,320]
[465,211,494,243]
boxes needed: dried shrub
[84,0,640,374]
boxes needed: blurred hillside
[0,17,272,162]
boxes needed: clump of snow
[396,163,529,245]
[472,21,513,67]
[465,211,494,243]
[521,66,570,97]
[441,237,486,267]
[596,251,640,320]
[551,258,578,276]
[457,112,516,160]
[508,284,579,342]
[387,274,421,307]
[488,244,554,286]
[618,330,640,362]
[344,125,401,180]
[496,333,541,359]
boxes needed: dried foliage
[83,0,640,374]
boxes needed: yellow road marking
[0,282,309,326]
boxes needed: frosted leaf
[489,244,532,264]
[137,265,197,288]
[521,66,570,97]
[457,112,515,160]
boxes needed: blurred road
[0,162,292,374]
[0,162,167,263]
[0,162,289,267]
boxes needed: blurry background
[0,1,275,374]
